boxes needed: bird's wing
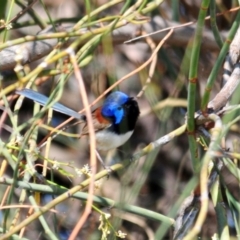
[81,107,111,135]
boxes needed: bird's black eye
[117,107,122,110]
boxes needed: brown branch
[0,0,38,31]
[0,16,228,72]
[222,27,240,86]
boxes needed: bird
[16,89,140,168]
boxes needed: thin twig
[67,48,97,239]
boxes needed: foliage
[0,0,239,239]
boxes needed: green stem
[201,8,240,112]
[187,0,210,172]
[209,0,223,48]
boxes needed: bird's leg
[95,149,112,174]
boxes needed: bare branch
[0,16,227,72]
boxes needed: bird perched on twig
[16,89,140,169]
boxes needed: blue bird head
[101,91,129,124]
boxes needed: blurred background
[0,0,239,239]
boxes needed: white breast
[95,130,133,151]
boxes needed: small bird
[16,89,140,167]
